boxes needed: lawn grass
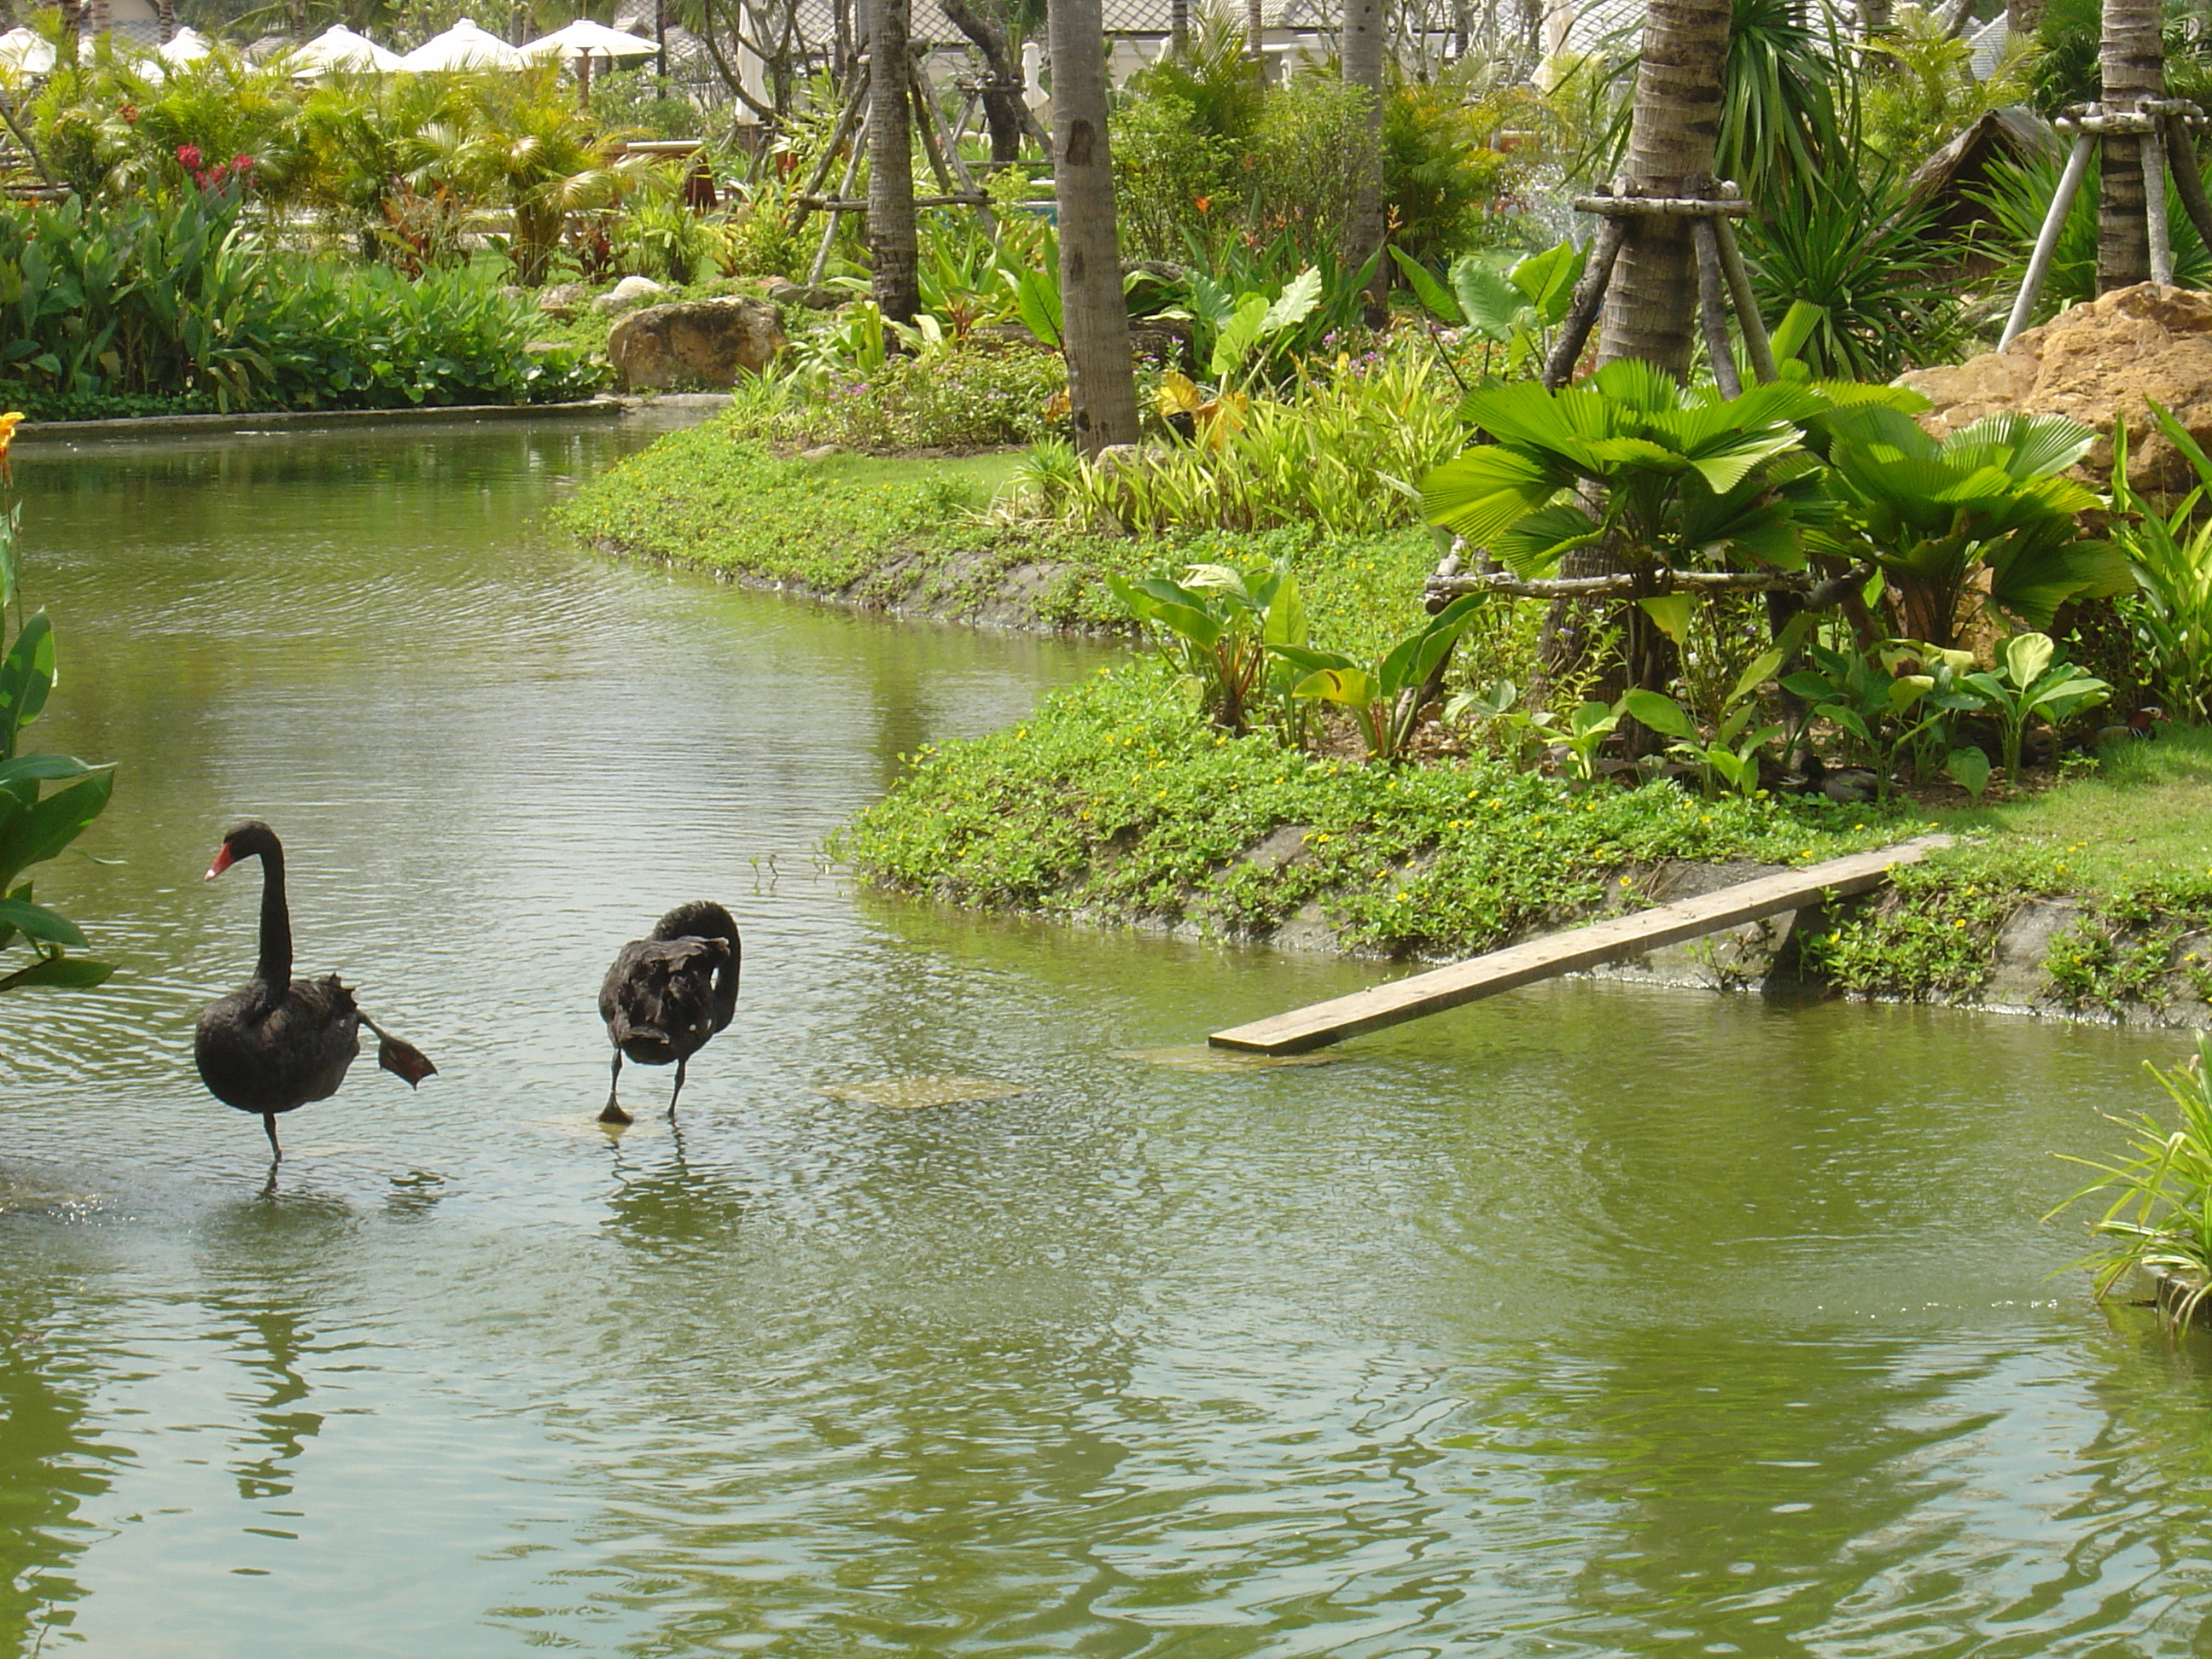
[1930,725,2212,889]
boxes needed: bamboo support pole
[1541,216,1623,390]
[2000,132,2095,347]
[1692,217,1740,399]
[2163,112,2212,259]
[1709,215,1776,383]
[808,108,870,284]
[2145,119,2175,286]
[789,66,868,232]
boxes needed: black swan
[194,821,436,1160]
[598,901,742,1126]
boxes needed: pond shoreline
[14,397,628,444]
[570,423,2212,1036]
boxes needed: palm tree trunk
[866,0,919,324]
[1548,0,1729,723]
[1170,0,1188,55]
[2007,0,2041,32]
[2096,0,2163,291]
[1247,0,1266,91]
[1341,0,1387,316]
[81,0,108,39]
[1594,0,1731,377]
[154,0,172,43]
[938,0,1050,162]
[1048,0,1140,455]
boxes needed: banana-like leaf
[0,896,84,947]
[1508,239,1584,323]
[1947,747,1992,800]
[1293,666,1380,707]
[1636,594,1696,644]
[1621,688,1697,738]
[1262,573,1307,649]
[0,953,111,992]
[2001,631,2055,688]
[1259,267,1324,336]
[1387,246,1462,324]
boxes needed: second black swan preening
[193,820,436,1160]
[598,901,742,1125]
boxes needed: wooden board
[1208,835,1952,1056]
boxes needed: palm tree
[866,0,919,323]
[2096,0,2163,290]
[1341,0,1386,312]
[1047,0,1139,454]
[1596,0,1732,376]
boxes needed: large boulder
[1897,282,2212,490]
[537,281,591,320]
[607,296,789,391]
[596,275,669,316]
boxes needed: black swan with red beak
[598,901,742,1125]
[194,821,436,1160]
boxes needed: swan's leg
[667,1057,688,1119]
[598,1052,632,1126]
[262,1113,282,1162]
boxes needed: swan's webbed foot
[598,1098,633,1126]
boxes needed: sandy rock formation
[1897,283,2212,490]
[607,297,789,391]
[596,276,669,316]
[536,282,591,319]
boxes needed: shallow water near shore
[4,415,2212,1656]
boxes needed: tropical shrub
[1808,406,2132,650]
[2110,406,2212,725]
[736,343,1067,451]
[1383,81,1532,265]
[2051,1032,2212,1332]
[0,503,114,996]
[1971,154,2212,327]
[1110,89,1237,261]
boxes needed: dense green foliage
[0,506,114,995]
[0,183,597,416]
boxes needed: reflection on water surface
[1,416,2209,1656]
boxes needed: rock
[1896,282,2212,489]
[1128,317,1194,370]
[498,283,526,301]
[537,282,591,319]
[596,275,670,316]
[763,276,842,310]
[1091,443,1167,479]
[798,443,843,460]
[606,296,790,391]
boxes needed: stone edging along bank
[13,398,627,444]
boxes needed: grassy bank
[837,667,2212,1019]
[554,415,1446,631]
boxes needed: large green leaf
[0,896,84,947]
[0,766,113,888]
[1621,689,1697,738]
[1293,666,1381,708]
[1387,247,1462,325]
[1491,501,1601,576]
[0,954,112,992]
[1258,267,1324,337]
[1508,239,1584,324]
[1947,411,2096,480]
[1420,446,1571,545]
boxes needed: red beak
[205,843,236,882]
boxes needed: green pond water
[3,415,2211,1657]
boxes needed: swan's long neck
[253,844,293,988]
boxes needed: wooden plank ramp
[1208,834,1953,1056]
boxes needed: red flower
[1194,195,1210,213]
[232,153,253,171]
[176,143,201,171]
[118,102,137,123]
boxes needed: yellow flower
[0,410,21,479]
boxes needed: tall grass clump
[2051,1033,2212,1332]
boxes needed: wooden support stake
[1710,214,1777,384]
[1542,215,1623,390]
[789,65,868,232]
[1692,217,1740,399]
[2145,118,2176,286]
[808,107,870,285]
[2000,132,2094,347]
[2164,113,2212,261]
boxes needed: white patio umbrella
[398,18,523,71]
[158,26,213,64]
[519,18,655,61]
[293,24,405,73]
[0,29,56,75]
